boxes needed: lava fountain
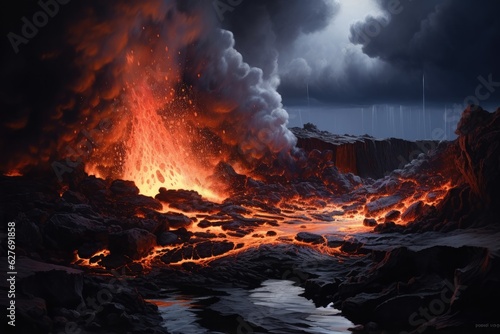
[75,1,296,201]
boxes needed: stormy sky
[1,0,500,172]
[220,0,500,106]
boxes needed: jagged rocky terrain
[1,106,500,334]
[291,123,439,179]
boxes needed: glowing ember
[73,249,110,268]
[3,170,22,177]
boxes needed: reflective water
[153,279,354,334]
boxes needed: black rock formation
[291,125,439,179]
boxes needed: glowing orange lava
[3,170,23,177]
[122,84,222,201]
[86,48,226,202]
[72,172,453,272]
[77,40,454,271]
[73,249,110,268]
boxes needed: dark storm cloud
[351,0,500,73]
[350,0,500,101]
[220,0,339,80]
[385,0,495,103]
[276,0,500,104]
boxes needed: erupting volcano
[1,1,500,333]
[85,74,223,200]
[68,1,296,201]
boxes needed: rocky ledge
[291,123,439,179]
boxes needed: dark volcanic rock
[43,214,107,251]
[136,218,163,234]
[334,245,498,330]
[173,227,192,243]
[157,231,182,246]
[162,212,192,228]
[15,213,44,251]
[62,190,88,204]
[109,228,157,260]
[211,240,235,256]
[373,294,425,328]
[80,274,168,334]
[72,175,163,216]
[156,188,203,202]
[363,218,378,227]
[340,240,369,254]
[411,106,500,230]
[211,162,247,192]
[291,126,439,179]
[455,106,500,208]
[118,194,163,211]
[77,242,106,259]
[5,258,167,333]
[401,201,424,222]
[303,278,339,307]
[160,241,235,264]
[78,176,108,197]
[155,188,216,212]
[384,210,400,222]
[374,221,404,233]
[109,179,139,196]
[365,196,401,215]
[325,235,344,248]
[295,232,325,244]
[450,107,500,219]
[16,258,84,308]
[15,297,51,334]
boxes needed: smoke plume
[0,0,297,195]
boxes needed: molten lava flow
[72,172,454,272]
[121,84,222,201]
[134,198,375,270]
[73,249,110,269]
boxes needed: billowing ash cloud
[220,0,339,81]
[0,0,297,178]
[190,29,296,159]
